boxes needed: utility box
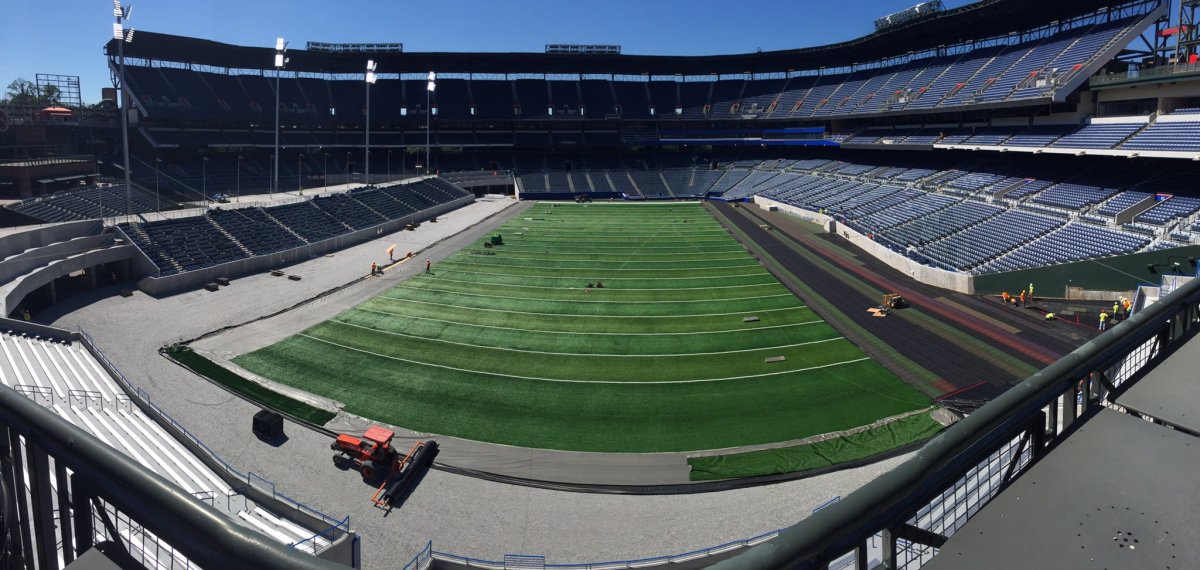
[252,410,284,439]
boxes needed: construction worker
[1028,283,1035,303]
[425,259,431,274]
[1113,301,1121,321]
[371,262,378,276]
[1099,311,1108,331]
[1124,297,1133,314]
[1019,290,1026,307]
[1045,312,1056,321]
[1002,291,1010,304]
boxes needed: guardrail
[0,382,348,569]
[1091,62,1200,85]
[426,528,784,569]
[74,327,352,549]
[709,274,1200,568]
[402,541,434,570]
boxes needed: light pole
[364,60,377,186]
[273,37,288,199]
[345,151,351,184]
[236,155,242,202]
[426,71,436,175]
[154,157,161,214]
[323,152,328,192]
[202,156,209,213]
[298,153,304,195]
[387,149,392,182]
[112,0,135,222]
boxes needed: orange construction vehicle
[331,426,399,481]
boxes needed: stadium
[0,0,1198,568]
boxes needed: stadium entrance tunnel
[12,259,132,318]
[0,220,138,320]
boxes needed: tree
[3,78,62,106]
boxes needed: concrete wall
[0,316,76,342]
[0,234,113,284]
[753,197,974,294]
[973,244,1200,297]
[0,220,102,260]
[135,195,474,297]
[2,246,137,315]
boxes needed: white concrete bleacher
[0,330,329,558]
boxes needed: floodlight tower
[273,37,288,199]
[112,0,135,222]
[426,71,436,175]
[364,60,378,186]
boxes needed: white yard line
[472,250,746,258]
[367,298,806,319]
[352,306,822,336]
[325,319,846,357]
[439,260,760,271]
[296,333,872,385]
[384,288,795,305]
[414,274,781,292]
[412,269,768,281]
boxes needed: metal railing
[710,275,1200,568]
[0,383,348,569]
[75,328,351,539]
[426,528,784,570]
[1090,62,1200,86]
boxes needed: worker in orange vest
[1001,291,1010,304]
[1019,291,1026,307]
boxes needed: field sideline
[234,202,932,453]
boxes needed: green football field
[234,202,931,453]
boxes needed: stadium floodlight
[364,60,377,185]
[202,156,209,214]
[426,72,436,174]
[272,36,288,199]
[155,157,161,213]
[112,0,135,222]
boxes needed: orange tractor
[331,426,439,508]
[331,426,400,481]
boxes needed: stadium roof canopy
[107,0,1149,76]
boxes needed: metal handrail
[0,384,346,569]
[1091,62,1200,85]
[712,275,1200,568]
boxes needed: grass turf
[166,346,336,425]
[233,202,932,453]
[687,412,945,480]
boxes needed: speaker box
[203,283,219,292]
[215,277,231,286]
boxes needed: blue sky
[0,0,967,103]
